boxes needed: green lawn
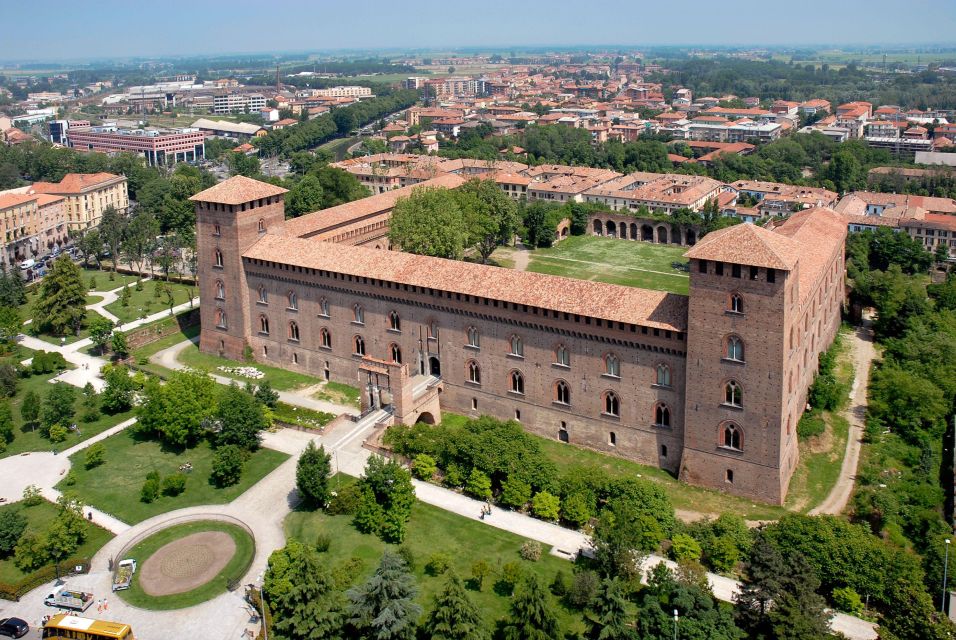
[117,521,255,610]
[28,309,112,346]
[58,431,289,524]
[0,500,114,585]
[84,269,141,292]
[85,294,104,306]
[440,413,787,521]
[524,236,690,294]
[313,381,361,407]
[286,491,586,635]
[104,280,195,325]
[176,341,322,391]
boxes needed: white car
[18,259,35,271]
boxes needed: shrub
[670,533,703,563]
[63,471,77,486]
[470,559,492,591]
[497,561,525,595]
[314,533,332,553]
[210,445,246,487]
[443,462,465,488]
[0,364,17,397]
[161,473,187,497]
[465,468,492,500]
[84,444,105,469]
[0,509,27,556]
[425,552,452,576]
[568,570,600,608]
[532,491,560,521]
[332,556,364,590]
[21,485,42,506]
[397,545,416,571]
[798,412,826,439]
[48,424,68,443]
[327,483,361,515]
[412,453,437,480]
[561,493,592,528]
[499,476,532,509]
[550,570,571,597]
[140,472,160,503]
[520,540,542,562]
[832,586,864,615]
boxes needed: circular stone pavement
[139,531,237,596]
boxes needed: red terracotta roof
[31,172,123,194]
[189,175,288,205]
[684,222,801,270]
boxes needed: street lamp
[673,609,679,640]
[943,538,951,614]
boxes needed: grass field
[286,489,586,634]
[118,521,255,610]
[103,280,194,325]
[0,500,114,585]
[313,381,361,407]
[58,431,289,524]
[29,309,112,346]
[522,236,690,294]
[176,341,322,391]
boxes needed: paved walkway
[809,317,877,516]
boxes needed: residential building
[0,192,68,267]
[29,172,129,230]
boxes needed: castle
[191,175,847,504]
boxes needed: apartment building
[311,86,373,98]
[584,173,726,214]
[0,192,68,267]
[29,172,129,230]
[213,93,267,115]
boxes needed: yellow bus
[42,613,134,640]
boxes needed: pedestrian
[104,597,108,611]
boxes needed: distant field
[520,235,690,295]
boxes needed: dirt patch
[808,418,834,454]
[139,531,236,596]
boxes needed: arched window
[319,298,330,317]
[726,336,744,362]
[353,304,365,325]
[555,344,570,367]
[656,363,670,387]
[428,320,439,339]
[390,343,402,364]
[605,353,620,377]
[258,315,270,335]
[215,308,226,328]
[257,286,267,304]
[320,328,331,349]
[467,360,481,384]
[288,321,299,342]
[353,335,365,356]
[722,423,742,451]
[725,380,742,407]
[287,291,298,310]
[729,293,743,313]
[510,370,525,394]
[389,311,401,331]
[467,327,480,348]
[655,403,670,427]
[604,391,620,417]
[215,280,225,300]
[555,380,570,405]
[510,335,523,357]
[214,248,223,267]
[258,218,265,232]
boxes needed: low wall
[125,309,200,351]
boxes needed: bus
[41,614,134,640]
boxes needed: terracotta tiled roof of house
[244,234,688,332]
[34,193,64,206]
[773,208,847,303]
[0,193,36,209]
[189,175,288,205]
[282,173,466,239]
[684,222,802,270]
[31,172,123,194]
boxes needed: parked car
[17,259,35,271]
[0,617,28,638]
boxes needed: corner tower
[680,224,802,504]
[191,176,288,360]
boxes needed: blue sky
[3,0,956,62]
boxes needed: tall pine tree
[502,574,560,640]
[32,255,87,336]
[423,572,487,640]
[271,545,347,640]
[347,551,422,640]
[586,577,636,640]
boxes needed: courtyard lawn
[524,235,690,294]
[118,521,255,610]
[29,309,113,346]
[0,499,114,587]
[439,413,788,522]
[176,341,322,391]
[58,431,289,524]
[286,490,586,635]
[103,280,195,325]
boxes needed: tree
[670,533,703,563]
[77,228,103,269]
[20,390,40,431]
[296,441,332,507]
[0,364,17,398]
[586,578,637,640]
[0,401,13,450]
[210,444,246,487]
[253,380,279,408]
[99,205,126,274]
[423,572,487,640]
[502,574,561,640]
[935,242,950,265]
[347,551,422,640]
[0,267,26,307]
[456,178,520,263]
[639,563,744,640]
[137,370,218,446]
[388,186,469,259]
[88,316,114,355]
[41,383,75,431]
[0,508,27,556]
[353,455,415,543]
[269,543,347,640]
[110,330,129,358]
[100,364,136,414]
[215,383,268,450]
[592,499,655,580]
[122,210,159,277]
[499,476,532,509]
[225,151,261,177]
[285,174,325,218]
[411,453,437,480]
[0,306,19,345]
[532,491,561,521]
[311,165,370,208]
[465,468,492,500]
[32,255,87,336]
